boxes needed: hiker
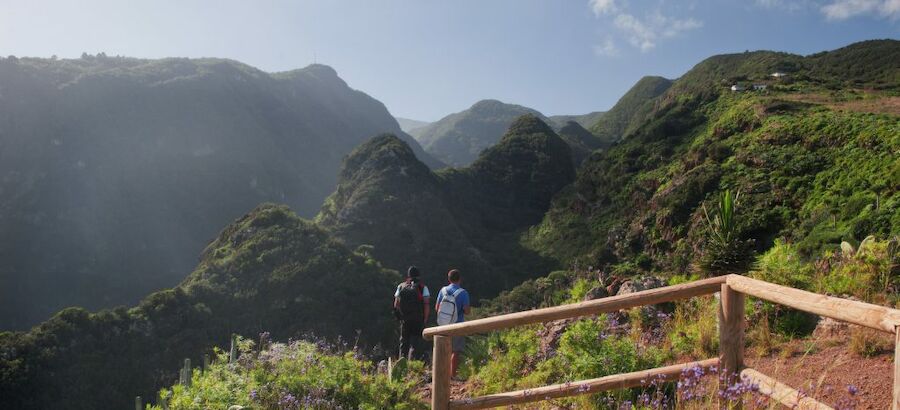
[435,269,470,379]
[393,266,430,361]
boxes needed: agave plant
[698,189,755,276]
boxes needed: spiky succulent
[698,189,755,276]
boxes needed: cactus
[857,235,876,257]
[229,334,238,363]
[183,358,192,388]
[841,241,855,257]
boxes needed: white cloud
[754,0,900,19]
[821,0,900,19]
[593,37,619,56]
[589,0,703,53]
[590,0,619,15]
[613,12,703,52]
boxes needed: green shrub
[751,240,814,288]
[154,338,425,410]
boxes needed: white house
[753,84,768,91]
[771,72,787,78]
[731,84,746,92]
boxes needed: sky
[1,0,897,121]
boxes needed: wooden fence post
[203,353,210,374]
[432,335,452,410]
[893,326,900,410]
[719,283,744,409]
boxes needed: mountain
[0,204,401,410]
[527,39,900,272]
[318,114,575,296]
[0,56,440,330]
[409,99,553,167]
[396,117,432,133]
[549,111,606,129]
[556,120,609,165]
[588,76,673,142]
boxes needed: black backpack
[397,280,425,321]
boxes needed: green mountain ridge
[410,99,551,166]
[0,56,439,330]
[527,39,900,272]
[549,111,606,129]
[318,114,575,296]
[588,75,673,142]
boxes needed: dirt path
[747,343,893,409]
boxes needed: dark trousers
[399,319,425,361]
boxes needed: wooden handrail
[449,359,719,409]
[426,274,900,410]
[741,368,834,410]
[726,275,900,333]
[423,275,726,340]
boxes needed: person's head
[407,266,421,281]
[447,269,461,284]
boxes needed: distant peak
[302,63,338,76]
[506,114,555,136]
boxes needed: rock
[616,276,667,295]
[606,276,627,295]
[536,319,578,362]
[583,286,609,301]
[615,275,673,319]
[813,316,855,338]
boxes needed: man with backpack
[435,269,470,379]
[393,266,430,361]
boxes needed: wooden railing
[423,274,900,410]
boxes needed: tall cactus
[183,358,192,388]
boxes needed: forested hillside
[318,115,575,296]
[528,39,899,271]
[0,204,401,409]
[0,56,437,329]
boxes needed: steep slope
[396,117,431,133]
[410,99,551,167]
[589,76,673,141]
[527,40,900,272]
[0,204,400,410]
[319,115,574,296]
[0,56,437,329]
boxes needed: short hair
[447,269,461,283]
[407,266,420,278]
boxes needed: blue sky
[0,0,897,121]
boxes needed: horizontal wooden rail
[424,276,726,340]
[741,368,834,410]
[427,274,900,409]
[449,359,719,410]
[726,275,900,333]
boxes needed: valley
[0,39,897,409]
